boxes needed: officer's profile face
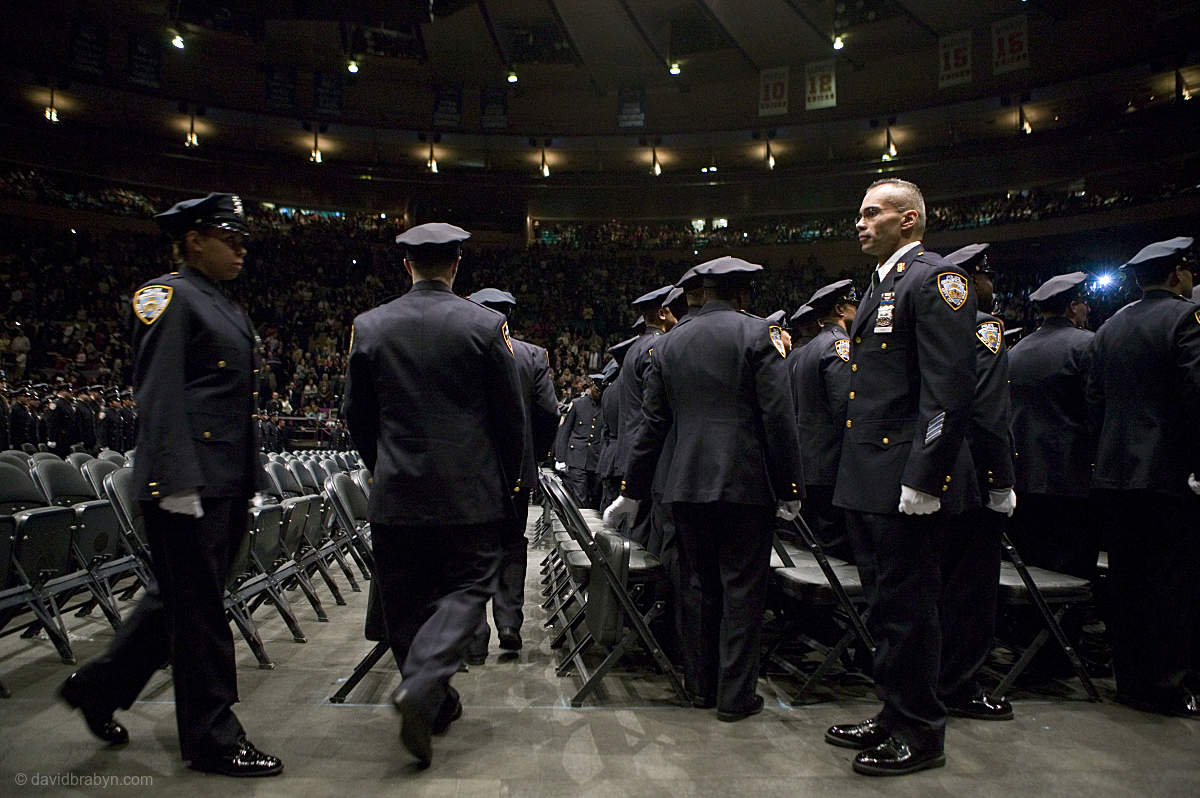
[186,228,246,281]
[856,185,916,260]
[1067,297,1090,329]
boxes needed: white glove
[603,496,640,528]
[898,485,941,516]
[1189,474,1200,496]
[47,441,57,449]
[775,500,802,521]
[986,488,1017,517]
[160,488,204,518]
[554,461,568,473]
[251,492,270,508]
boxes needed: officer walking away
[343,224,526,766]
[826,179,977,776]
[1008,271,1096,577]
[938,243,1015,721]
[606,257,803,723]
[465,287,559,663]
[1086,236,1200,719]
[788,280,858,561]
[596,337,638,510]
[554,374,604,509]
[59,193,282,776]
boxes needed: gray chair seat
[775,563,864,603]
[998,562,1090,603]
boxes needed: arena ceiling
[1,1,1198,185]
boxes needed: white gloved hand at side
[251,492,271,508]
[898,485,940,516]
[160,488,203,518]
[1189,473,1200,496]
[554,461,568,473]
[775,500,802,521]
[603,496,640,528]
[986,488,1017,517]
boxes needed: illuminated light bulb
[171,33,184,49]
[347,60,359,74]
[669,62,681,75]
[833,35,844,51]
[310,148,322,164]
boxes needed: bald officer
[343,223,525,766]
[59,193,280,777]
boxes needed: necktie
[864,269,881,303]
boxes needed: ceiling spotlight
[882,127,897,161]
[651,146,662,176]
[507,69,518,84]
[669,62,681,75]
[766,140,775,170]
[428,141,438,173]
[170,31,184,49]
[185,112,198,147]
[44,87,59,123]
[347,59,359,74]
[540,147,550,178]
[833,35,845,51]
[310,128,322,163]
[1019,105,1033,135]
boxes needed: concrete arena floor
[1,513,1197,798]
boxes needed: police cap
[600,359,619,382]
[790,304,815,326]
[631,284,674,309]
[1029,271,1089,305]
[806,279,860,312]
[1120,236,1194,283]
[944,243,992,275]
[765,310,789,330]
[630,317,646,333]
[395,223,470,263]
[676,264,703,290]
[606,335,639,365]
[695,256,763,287]
[663,286,685,307]
[155,193,249,238]
[468,287,517,311]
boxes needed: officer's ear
[402,258,414,279]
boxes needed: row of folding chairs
[537,470,688,707]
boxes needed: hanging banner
[265,66,297,112]
[480,87,508,130]
[758,67,789,116]
[313,71,343,117]
[617,86,645,128]
[433,86,462,128]
[938,30,972,89]
[992,15,1029,75]
[127,32,162,89]
[804,60,836,110]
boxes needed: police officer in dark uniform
[789,279,858,561]
[613,285,677,546]
[120,390,137,452]
[597,336,638,510]
[607,257,803,723]
[10,387,37,449]
[938,243,1015,720]
[1086,236,1200,718]
[826,179,977,776]
[554,375,603,508]
[1008,271,1096,577]
[465,287,559,661]
[59,193,281,776]
[46,386,78,453]
[0,383,9,451]
[343,223,526,766]
[97,390,122,451]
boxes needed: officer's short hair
[404,242,462,271]
[866,178,926,235]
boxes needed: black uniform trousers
[1093,490,1199,701]
[563,466,592,510]
[72,499,247,760]
[373,521,502,725]
[798,484,853,563]
[938,507,1003,703]
[470,498,532,655]
[847,510,947,752]
[672,502,773,714]
[1008,494,1098,580]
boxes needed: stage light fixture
[1019,105,1033,134]
[766,139,775,170]
[310,128,322,163]
[881,127,897,160]
[347,60,359,74]
[170,31,184,49]
[540,147,550,178]
[833,35,844,50]
[669,62,681,75]
[507,69,518,84]
[185,112,198,147]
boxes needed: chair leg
[556,633,594,677]
[228,602,274,669]
[0,677,10,698]
[571,630,638,707]
[329,642,390,704]
[309,555,347,605]
[291,569,329,622]
[790,627,857,705]
[265,583,308,643]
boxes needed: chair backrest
[65,452,93,471]
[320,458,342,476]
[266,461,303,499]
[2,449,31,462]
[30,451,61,462]
[0,453,29,470]
[350,468,372,501]
[325,472,369,533]
[97,450,127,465]
[11,506,77,584]
[307,461,330,485]
[287,460,320,494]
[588,530,631,648]
[249,503,285,568]
[0,462,48,514]
[103,467,148,552]
[0,514,16,589]
[81,459,121,499]
[31,458,98,506]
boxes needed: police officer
[97,391,122,451]
[10,387,37,449]
[59,193,281,776]
[465,287,559,661]
[789,280,858,561]
[554,374,603,509]
[826,179,976,776]
[343,223,525,766]
[45,386,78,452]
[613,285,677,546]
[606,256,803,723]
[938,243,1015,720]
[596,336,638,510]
[1008,271,1096,577]
[1086,236,1200,718]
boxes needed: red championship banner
[804,60,836,110]
[992,15,1029,75]
[759,67,789,117]
[938,30,972,88]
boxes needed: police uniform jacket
[833,250,978,515]
[614,329,663,479]
[130,267,266,501]
[1085,290,1200,497]
[596,383,621,479]
[342,280,525,526]
[555,394,602,470]
[1008,317,1094,497]
[10,403,35,447]
[46,398,77,448]
[968,311,1014,494]
[511,337,560,487]
[623,301,803,506]
[789,323,851,487]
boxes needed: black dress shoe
[691,694,716,710]
[464,651,487,666]
[825,718,889,750]
[1115,690,1200,719]
[853,737,945,777]
[58,673,129,746]
[393,689,433,767]
[717,694,764,722]
[946,694,1013,721]
[189,740,283,777]
[497,627,522,651]
[432,697,463,736]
